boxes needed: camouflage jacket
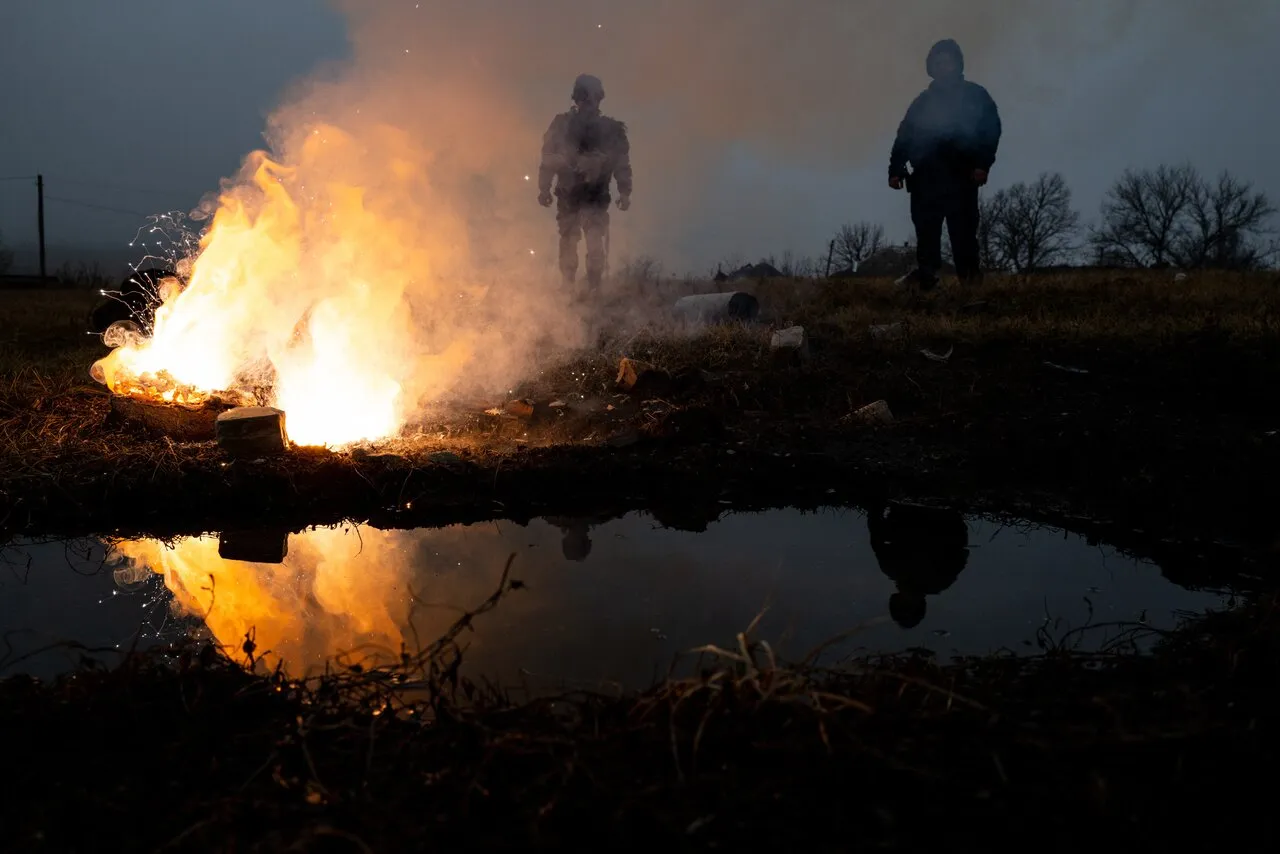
[538,109,633,206]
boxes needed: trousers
[557,201,610,291]
[910,183,981,282]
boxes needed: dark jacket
[538,109,633,207]
[888,77,1001,192]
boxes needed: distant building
[726,261,784,280]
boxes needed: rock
[616,357,673,397]
[847,399,894,425]
[218,529,289,564]
[770,325,809,364]
[215,406,287,456]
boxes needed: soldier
[537,74,632,298]
[888,39,1002,290]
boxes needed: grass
[1,270,1279,545]
[2,560,1278,849]
[3,272,1280,847]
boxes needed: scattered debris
[770,325,810,364]
[846,399,894,425]
[215,406,287,457]
[1044,362,1090,375]
[920,346,954,363]
[616,357,673,397]
[505,399,535,418]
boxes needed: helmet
[571,74,605,102]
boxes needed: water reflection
[1,508,1233,688]
[867,501,970,629]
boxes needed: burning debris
[215,406,288,457]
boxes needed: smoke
[99,0,1272,441]
[324,0,1272,268]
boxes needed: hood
[926,38,965,79]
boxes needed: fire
[91,122,479,448]
[113,527,415,675]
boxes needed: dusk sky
[1,0,1275,274]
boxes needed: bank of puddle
[1,505,1233,690]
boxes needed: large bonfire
[91,122,480,448]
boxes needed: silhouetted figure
[866,500,970,628]
[538,74,632,299]
[888,39,1002,290]
[543,516,602,562]
[88,267,180,334]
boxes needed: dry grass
[2,558,1276,849]
[2,271,1278,540]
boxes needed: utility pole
[36,174,47,281]
[824,239,834,278]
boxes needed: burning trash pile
[89,123,488,451]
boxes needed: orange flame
[91,123,479,448]
[113,527,415,675]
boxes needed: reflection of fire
[113,527,415,676]
[90,122,477,448]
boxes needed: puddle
[0,506,1231,689]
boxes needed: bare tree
[977,191,1010,271]
[830,221,885,272]
[1172,171,1276,270]
[988,172,1080,272]
[1090,164,1200,267]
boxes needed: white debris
[770,325,807,351]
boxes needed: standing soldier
[888,39,1001,290]
[537,74,633,299]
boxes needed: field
[3,271,1280,848]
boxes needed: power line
[44,195,154,218]
[53,177,186,199]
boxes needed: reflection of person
[866,501,970,628]
[537,74,632,299]
[543,516,604,562]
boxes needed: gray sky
[1,0,1276,274]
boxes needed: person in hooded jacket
[888,39,1001,290]
[538,74,633,300]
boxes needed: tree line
[829,163,1277,274]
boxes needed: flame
[113,527,415,675]
[91,123,479,448]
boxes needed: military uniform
[538,85,632,294]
